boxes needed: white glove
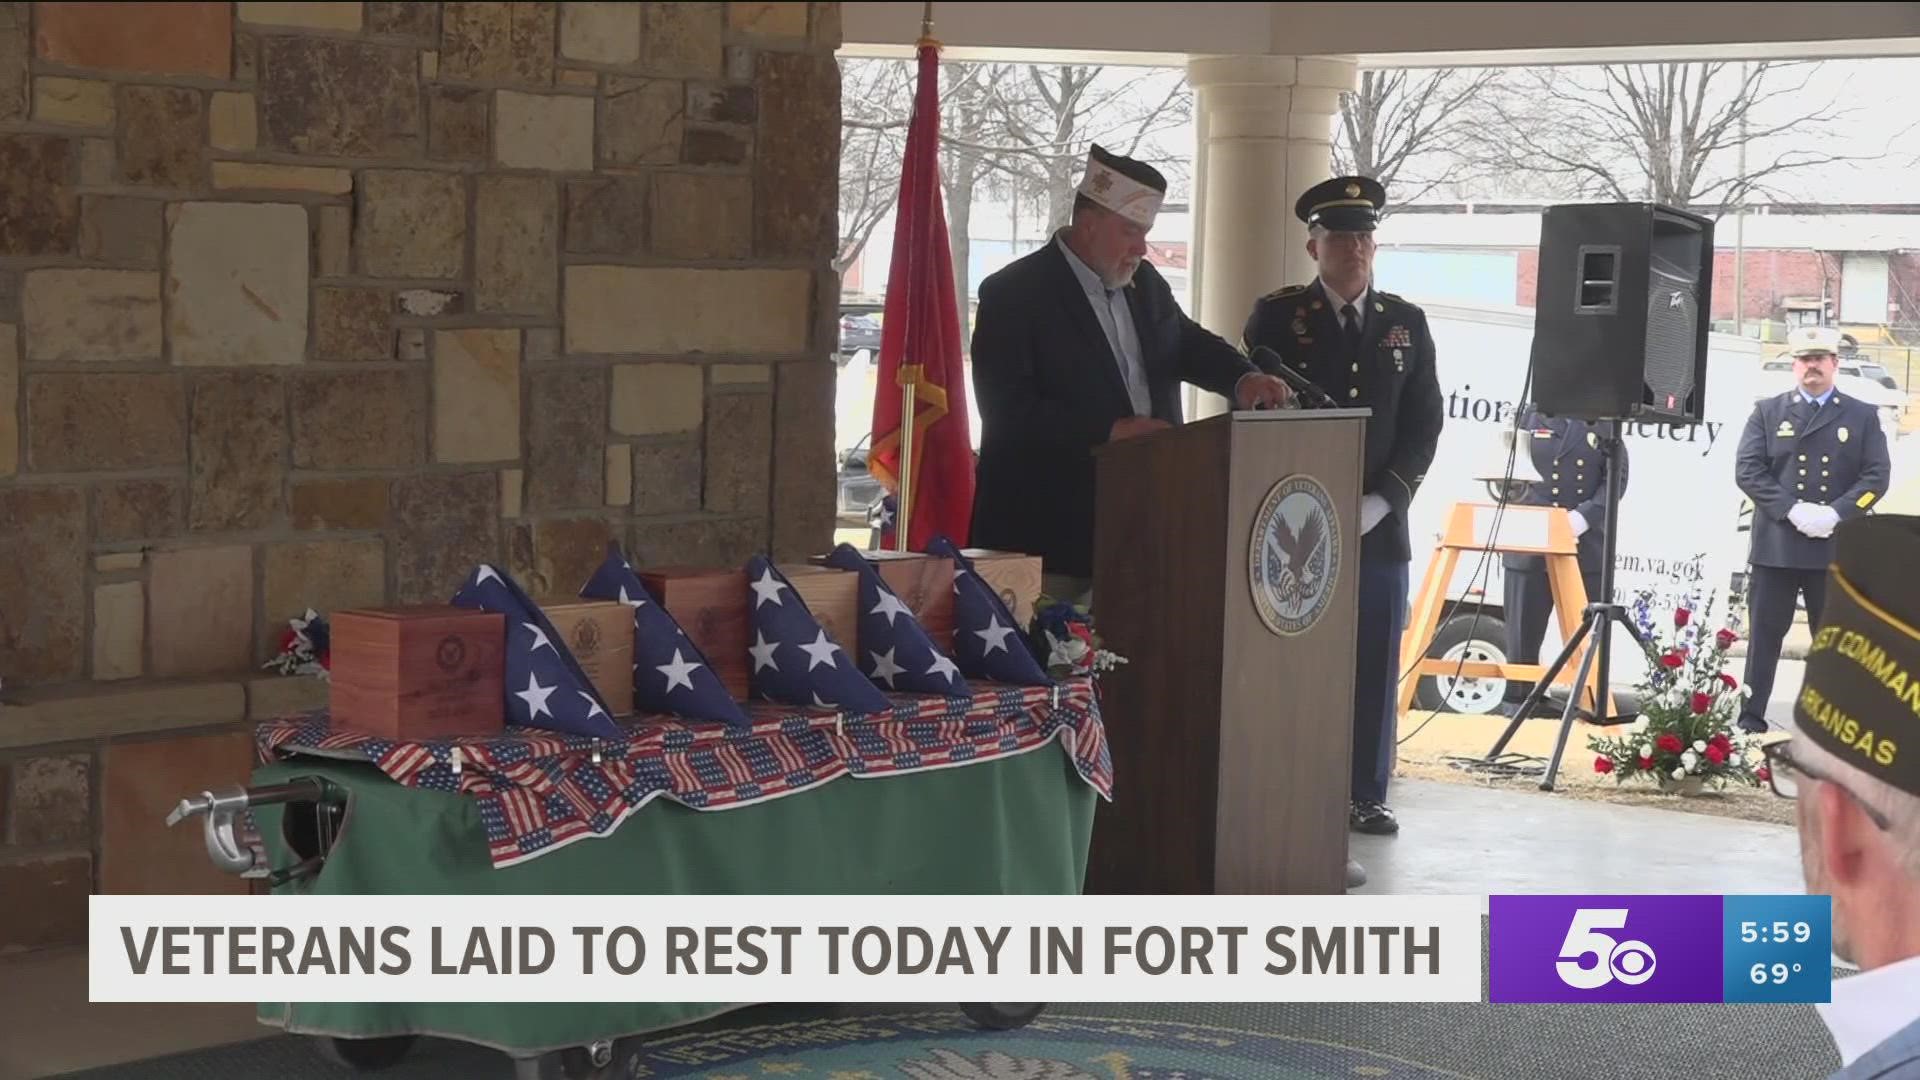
[1804,504,1841,538]
[1360,493,1391,535]
[1568,510,1589,538]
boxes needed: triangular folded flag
[579,542,753,730]
[743,555,892,714]
[452,563,623,739]
[823,543,969,696]
[926,536,1052,686]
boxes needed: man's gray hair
[1793,731,1920,880]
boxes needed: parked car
[839,312,882,357]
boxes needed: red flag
[866,38,973,552]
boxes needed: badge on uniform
[1291,318,1307,335]
[1839,426,1850,443]
[1384,325,1413,348]
[1777,421,1796,437]
[1532,429,1553,440]
[1587,431,1598,448]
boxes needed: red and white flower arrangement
[1027,596,1128,680]
[263,608,331,681]
[1587,590,1768,792]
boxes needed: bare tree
[836,59,913,275]
[1472,61,1895,214]
[1332,67,1504,209]
[990,64,1193,228]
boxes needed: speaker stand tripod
[1484,423,1650,791]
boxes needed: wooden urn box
[328,606,506,740]
[960,549,1044,628]
[777,564,859,655]
[637,566,749,700]
[540,600,635,717]
[812,550,954,651]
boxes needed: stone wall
[0,1,842,950]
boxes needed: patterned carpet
[59,996,1842,1080]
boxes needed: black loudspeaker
[1529,202,1715,424]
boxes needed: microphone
[1249,346,1339,409]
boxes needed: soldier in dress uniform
[1243,176,1446,837]
[1734,324,1891,733]
[1500,407,1628,714]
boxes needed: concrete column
[1184,54,1357,418]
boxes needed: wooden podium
[1084,409,1369,896]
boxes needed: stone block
[391,472,501,603]
[314,287,393,361]
[78,137,113,186]
[561,2,639,64]
[475,175,559,313]
[421,50,439,78]
[261,37,420,158]
[78,196,162,264]
[524,327,559,363]
[316,205,350,276]
[166,202,310,367]
[606,445,631,506]
[190,372,287,532]
[683,126,748,166]
[631,515,764,569]
[600,76,682,166]
[558,68,596,88]
[641,1,721,77]
[772,360,836,559]
[507,517,613,598]
[95,553,143,573]
[291,370,425,469]
[209,92,258,151]
[567,267,810,355]
[239,2,364,30]
[0,135,75,256]
[632,439,701,514]
[729,1,807,37]
[248,675,329,720]
[428,86,489,161]
[0,682,246,749]
[440,1,555,85]
[0,24,24,122]
[0,486,85,684]
[500,468,524,517]
[28,373,184,471]
[810,1,840,47]
[92,582,143,681]
[262,540,386,643]
[234,31,260,81]
[94,479,185,543]
[290,477,388,531]
[23,269,161,364]
[0,857,89,950]
[563,175,647,256]
[703,391,772,514]
[725,45,754,82]
[493,90,594,171]
[433,328,521,463]
[652,171,749,259]
[100,732,253,896]
[397,327,428,361]
[34,3,231,78]
[147,544,254,677]
[33,76,112,127]
[0,323,14,477]
[9,754,90,846]
[211,162,352,194]
[712,363,770,385]
[356,170,467,279]
[756,51,839,258]
[116,85,204,189]
[611,362,702,435]
[398,288,462,317]
[688,83,755,125]
[527,370,605,511]
[367,0,437,38]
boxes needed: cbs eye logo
[1556,908,1658,989]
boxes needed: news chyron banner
[90,895,1483,1004]
[1490,894,1834,1005]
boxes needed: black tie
[1341,303,1362,355]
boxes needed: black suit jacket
[1242,280,1445,563]
[1500,407,1626,577]
[1736,389,1891,570]
[967,240,1258,578]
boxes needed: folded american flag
[927,536,1052,686]
[451,563,623,740]
[743,555,893,714]
[823,543,969,697]
[578,542,752,730]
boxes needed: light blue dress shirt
[1056,235,1151,416]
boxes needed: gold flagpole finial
[917,1,937,48]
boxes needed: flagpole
[894,1,937,554]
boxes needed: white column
[1184,54,1357,419]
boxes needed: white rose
[1693,739,1708,753]
[1682,750,1699,771]
[1638,743,1653,758]
[1631,715,1651,733]
[1740,684,1755,699]
[1671,766,1688,780]
[1729,752,1743,767]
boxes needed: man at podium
[1243,176,1445,838]
[968,144,1291,606]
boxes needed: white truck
[1401,300,1911,715]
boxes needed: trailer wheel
[1414,613,1510,716]
[312,1035,416,1071]
[961,1003,1046,1030]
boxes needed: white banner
[90,894,1483,1004]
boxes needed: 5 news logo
[1488,895,1833,1004]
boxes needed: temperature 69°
[1751,962,1804,985]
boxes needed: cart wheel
[960,1003,1046,1030]
[312,1034,416,1071]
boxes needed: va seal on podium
[1249,474,1340,637]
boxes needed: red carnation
[1594,756,1614,774]
[1660,652,1685,669]
[1691,692,1712,714]
[1719,673,1738,690]
[1709,733,1732,752]
[277,627,298,653]
[1675,607,1692,628]
[1639,755,1655,770]
[1657,733,1685,754]
[1717,628,1738,649]
[1705,744,1727,765]
[1756,766,1772,783]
